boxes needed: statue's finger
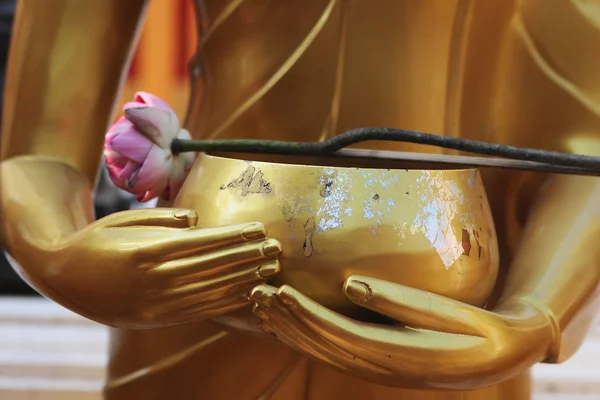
[276,284,490,384]
[106,208,199,228]
[154,261,280,305]
[150,240,281,279]
[252,287,389,375]
[343,275,491,337]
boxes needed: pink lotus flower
[104,92,195,202]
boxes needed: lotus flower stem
[171,127,600,173]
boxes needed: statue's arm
[498,1,600,363]
[0,0,281,329]
[0,0,148,239]
[1,0,147,179]
[0,0,147,305]
[499,174,600,362]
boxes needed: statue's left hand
[250,277,554,390]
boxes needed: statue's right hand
[44,208,281,329]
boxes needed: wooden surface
[0,297,598,400]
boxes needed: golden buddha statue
[2,0,600,399]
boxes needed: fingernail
[242,223,266,240]
[174,209,198,226]
[262,240,282,258]
[249,285,276,305]
[345,280,370,302]
[277,288,295,306]
[258,262,280,278]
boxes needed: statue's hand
[45,208,281,329]
[250,277,554,390]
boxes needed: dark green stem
[171,127,600,172]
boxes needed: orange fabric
[118,0,197,119]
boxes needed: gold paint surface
[177,154,499,315]
[2,0,600,399]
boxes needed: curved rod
[171,127,600,174]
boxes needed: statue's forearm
[1,0,148,184]
[1,157,93,249]
[499,174,600,362]
[0,158,94,302]
[0,0,148,278]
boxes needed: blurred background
[0,0,198,296]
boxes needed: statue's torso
[106,0,586,398]
[189,0,487,145]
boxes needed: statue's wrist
[497,296,561,362]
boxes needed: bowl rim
[201,151,480,174]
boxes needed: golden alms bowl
[175,152,499,317]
